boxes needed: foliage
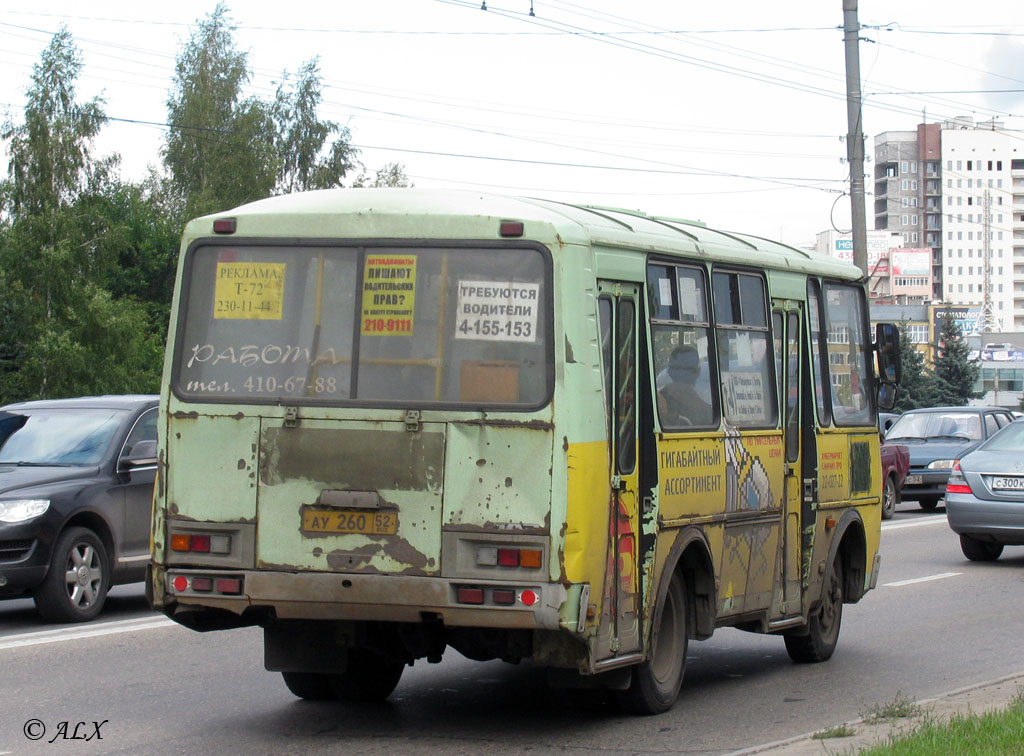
[352,162,414,188]
[0,28,166,403]
[272,57,359,194]
[893,322,930,412]
[861,691,923,724]
[858,696,1024,755]
[929,310,982,407]
[162,3,277,221]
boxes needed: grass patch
[857,696,1024,755]
[812,723,857,739]
[861,691,922,724]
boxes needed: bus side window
[712,270,776,428]
[649,264,717,430]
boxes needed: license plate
[301,509,398,535]
[904,474,923,485]
[991,476,1024,491]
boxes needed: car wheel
[329,650,405,702]
[281,672,336,700]
[918,496,940,511]
[615,573,688,715]
[959,535,1003,562]
[881,475,897,520]
[785,555,843,663]
[33,527,110,623]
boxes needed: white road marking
[884,572,962,587]
[882,515,948,530]
[0,616,176,651]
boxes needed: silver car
[945,420,1024,561]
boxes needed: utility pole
[843,0,868,276]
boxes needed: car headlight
[0,499,50,523]
[927,460,955,470]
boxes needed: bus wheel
[330,650,405,702]
[918,496,940,511]
[281,672,336,700]
[785,556,843,663]
[616,574,687,715]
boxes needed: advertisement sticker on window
[360,255,417,336]
[214,261,285,319]
[455,280,539,342]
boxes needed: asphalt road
[2,499,1022,756]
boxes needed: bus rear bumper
[157,567,568,631]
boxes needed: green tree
[352,162,413,188]
[929,312,982,407]
[893,322,930,412]
[272,58,358,194]
[162,3,277,220]
[0,28,165,403]
[164,6,359,218]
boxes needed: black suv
[0,395,158,621]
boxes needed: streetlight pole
[843,0,868,276]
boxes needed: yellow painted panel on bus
[361,254,416,336]
[214,262,284,319]
[657,436,725,519]
[818,433,849,502]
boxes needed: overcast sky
[1,1,1022,246]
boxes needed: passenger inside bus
[657,346,713,427]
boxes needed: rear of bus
[148,191,570,699]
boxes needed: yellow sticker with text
[361,254,416,335]
[214,262,285,320]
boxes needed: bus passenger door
[596,283,642,658]
[779,308,803,614]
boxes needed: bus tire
[281,672,336,701]
[785,556,843,663]
[918,496,940,511]
[616,574,687,715]
[330,650,405,702]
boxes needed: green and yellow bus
[148,189,899,714]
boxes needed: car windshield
[887,411,982,441]
[0,408,127,466]
[980,420,1024,452]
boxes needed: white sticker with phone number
[455,280,539,342]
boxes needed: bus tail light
[169,573,243,596]
[945,461,973,494]
[476,546,543,569]
[455,585,540,607]
[169,531,232,554]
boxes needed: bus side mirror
[874,323,900,411]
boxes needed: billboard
[890,248,933,296]
[932,306,980,335]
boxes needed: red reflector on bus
[497,548,520,567]
[191,534,211,553]
[499,221,524,237]
[457,587,485,604]
[519,589,538,606]
[172,575,188,592]
[191,577,213,592]
[492,589,516,605]
[213,218,236,234]
[215,578,242,595]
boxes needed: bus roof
[191,188,862,281]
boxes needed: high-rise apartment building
[873,118,1024,329]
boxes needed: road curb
[723,670,1024,755]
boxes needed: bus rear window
[173,244,551,408]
